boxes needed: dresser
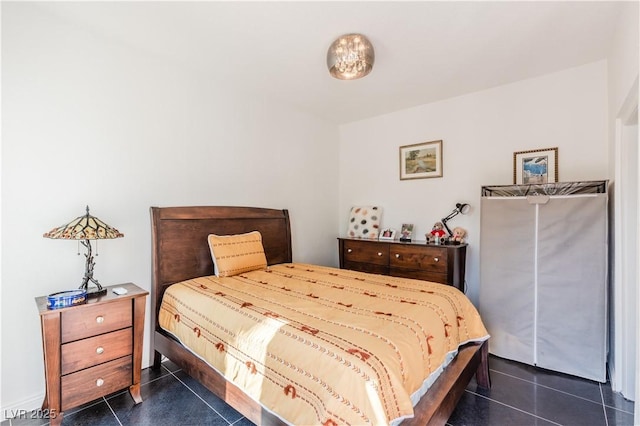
[35,283,148,425]
[338,237,467,291]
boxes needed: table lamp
[441,203,470,236]
[43,206,123,298]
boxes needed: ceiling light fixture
[327,33,375,80]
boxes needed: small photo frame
[399,140,443,180]
[379,228,397,240]
[400,223,414,241]
[513,147,558,185]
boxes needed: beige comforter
[159,263,488,425]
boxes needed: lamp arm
[441,210,460,236]
[441,217,454,236]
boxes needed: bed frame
[150,206,490,426]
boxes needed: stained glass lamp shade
[43,206,123,297]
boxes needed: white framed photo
[379,228,397,240]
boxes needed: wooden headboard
[150,206,292,329]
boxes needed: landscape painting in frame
[513,147,558,184]
[399,140,443,180]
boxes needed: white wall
[1,3,339,412]
[607,1,639,133]
[338,61,609,305]
[606,0,639,412]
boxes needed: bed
[150,206,490,425]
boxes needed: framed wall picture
[513,147,558,185]
[379,228,397,240]
[399,140,443,180]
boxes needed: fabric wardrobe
[479,181,608,382]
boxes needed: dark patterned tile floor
[2,356,634,425]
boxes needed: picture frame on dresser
[379,228,397,240]
[400,223,414,241]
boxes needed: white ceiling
[36,1,624,124]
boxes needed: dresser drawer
[61,355,132,411]
[390,268,448,284]
[343,260,389,275]
[61,299,132,343]
[61,328,133,375]
[390,245,447,273]
[343,240,389,266]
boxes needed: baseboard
[2,393,44,421]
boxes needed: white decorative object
[347,206,381,239]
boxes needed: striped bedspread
[159,263,488,425]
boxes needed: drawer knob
[96,378,104,387]
[347,248,353,253]
[395,253,400,258]
[96,346,104,355]
[96,316,105,324]
[434,257,439,262]
[377,252,383,256]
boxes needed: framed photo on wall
[513,147,558,185]
[399,140,443,180]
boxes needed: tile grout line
[98,363,177,426]
[491,367,635,416]
[167,369,234,425]
[490,368,632,413]
[464,389,564,426]
[599,383,609,426]
[103,396,124,426]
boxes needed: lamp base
[86,288,108,299]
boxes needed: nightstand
[35,283,148,426]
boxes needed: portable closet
[479,181,608,382]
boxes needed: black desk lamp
[441,203,470,236]
[43,206,124,298]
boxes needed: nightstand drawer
[390,245,447,273]
[61,299,132,343]
[61,355,132,411]
[343,240,389,266]
[61,328,133,375]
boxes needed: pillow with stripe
[207,231,268,277]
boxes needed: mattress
[159,263,488,425]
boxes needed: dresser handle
[96,346,104,355]
[347,248,353,253]
[434,257,439,262]
[96,316,105,324]
[377,252,383,256]
[96,378,104,387]
[395,253,400,258]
